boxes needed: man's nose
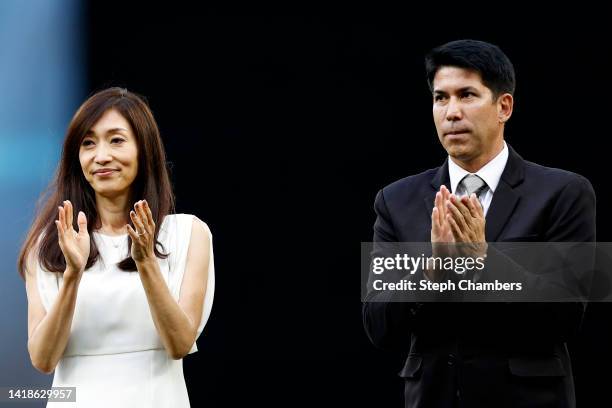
[445,97,463,121]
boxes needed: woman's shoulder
[25,232,48,278]
[23,241,41,280]
[160,213,211,236]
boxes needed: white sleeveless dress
[36,214,215,407]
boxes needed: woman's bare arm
[25,259,81,373]
[129,201,210,359]
[25,201,89,373]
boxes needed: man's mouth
[445,130,470,136]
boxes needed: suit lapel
[426,144,526,242]
[485,179,520,241]
[485,144,525,241]
[423,158,450,217]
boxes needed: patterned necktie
[459,174,489,204]
[458,174,489,282]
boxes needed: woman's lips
[93,169,118,176]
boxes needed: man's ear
[497,93,514,123]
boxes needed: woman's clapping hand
[55,200,90,279]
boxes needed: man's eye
[462,92,475,98]
[434,95,446,101]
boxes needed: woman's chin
[92,185,129,198]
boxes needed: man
[362,40,595,407]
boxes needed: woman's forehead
[88,109,132,135]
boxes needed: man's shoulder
[377,157,594,203]
[378,167,440,201]
[522,159,593,192]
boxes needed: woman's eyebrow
[85,127,129,136]
[107,127,128,134]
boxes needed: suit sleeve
[486,175,596,343]
[362,189,420,351]
[534,175,595,341]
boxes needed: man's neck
[450,139,505,173]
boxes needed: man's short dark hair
[425,39,516,99]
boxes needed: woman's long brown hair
[18,87,175,278]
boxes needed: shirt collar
[448,141,509,194]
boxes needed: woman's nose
[94,144,112,163]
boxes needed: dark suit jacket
[363,144,596,408]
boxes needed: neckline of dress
[93,231,128,239]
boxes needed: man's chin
[445,146,475,161]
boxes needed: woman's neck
[95,192,131,235]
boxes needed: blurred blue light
[0,0,85,397]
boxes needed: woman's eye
[81,140,94,146]
[111,137,125,144]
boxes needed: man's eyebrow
[433,87,479,95]
[85,127,129,136]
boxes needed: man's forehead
[432,66,486,91]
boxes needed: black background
[86,4,611,407]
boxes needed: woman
[18,87,215,407]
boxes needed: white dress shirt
[448,141,509,216]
